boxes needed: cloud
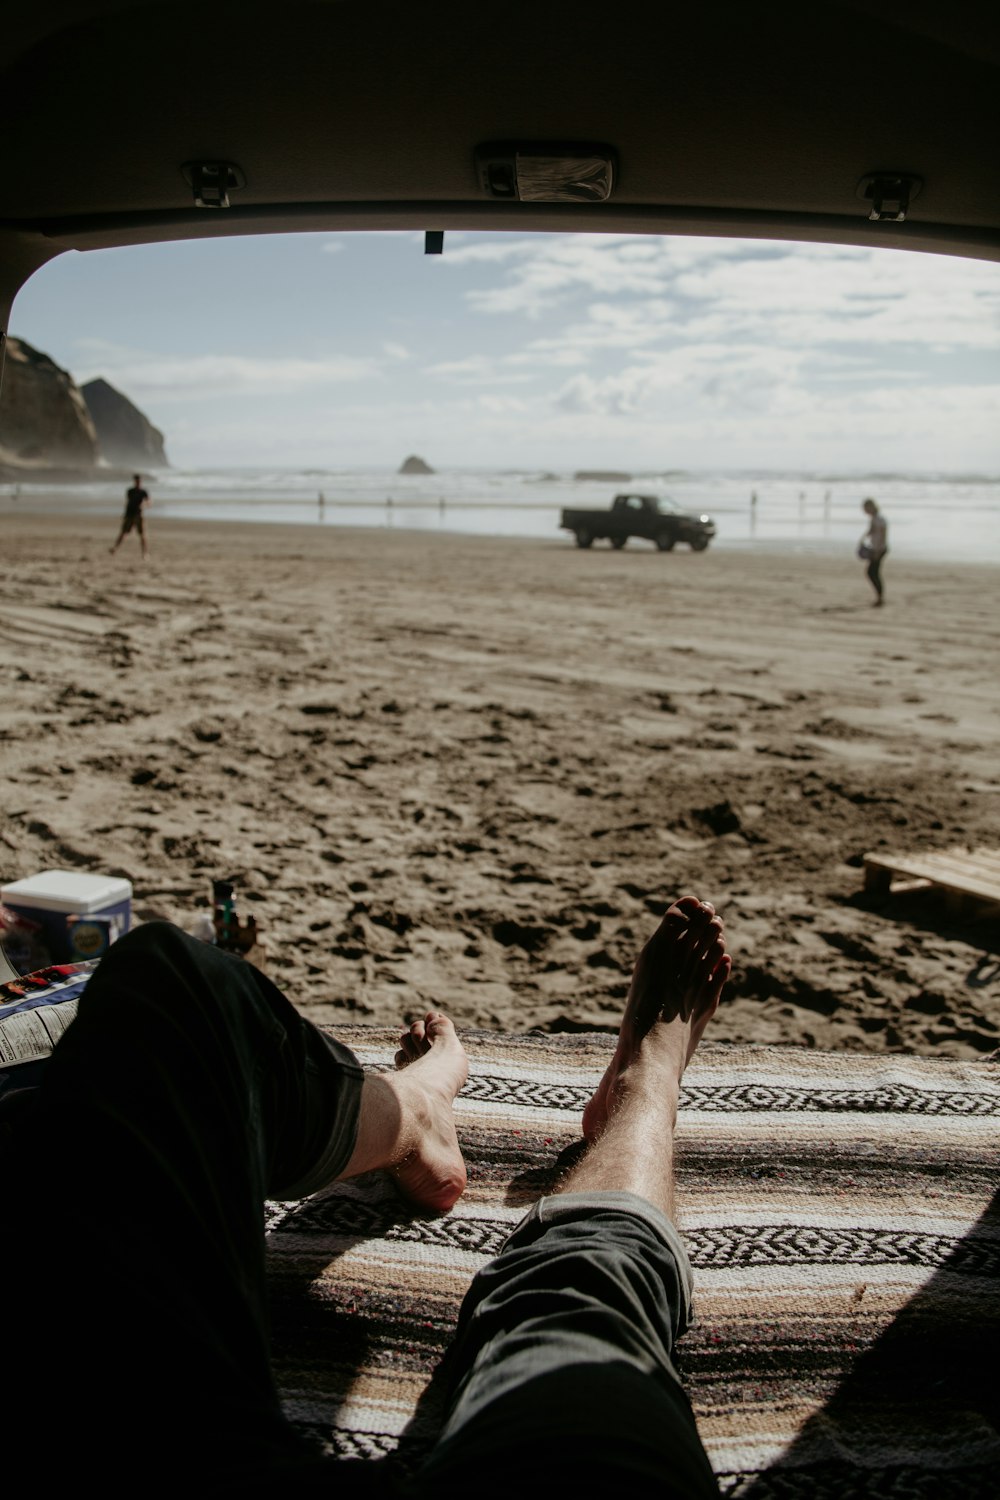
[441,234,1000,355]
[550,340,810,420]
[72,340,381,399]
[669,247,1000,351]
[477,393,529,414]
[445,234,677,316]
[554,370,650,415]
[510,344,588,369]
[423,354,534,384]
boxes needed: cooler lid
[1,869,133,913]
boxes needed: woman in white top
[859,497,888,606]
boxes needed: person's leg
[4,921,467,1491]
[867,554,884,603]
[413,898,729,1499]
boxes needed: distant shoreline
[4,506,1000,570]
[4,467,999,565]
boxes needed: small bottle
[212,879,237,951]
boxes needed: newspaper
[0,963,96,1073]
[0,998,80,1067]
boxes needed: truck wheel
[575,528,593,549]
[611,536,627,550]
[654,529,676,551]
[690,536,710,552]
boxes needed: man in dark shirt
[111,472,150,558]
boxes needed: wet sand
[2,513,998,1056]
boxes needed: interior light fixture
[476,144,616,203]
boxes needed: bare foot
[582,897,730,1143]
[388,1010,469,1213]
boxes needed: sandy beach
[2,513,998,1057]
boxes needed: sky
[10,229,1000,473]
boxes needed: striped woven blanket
[266,1030,1000,1497]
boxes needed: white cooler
[1,870,133,964]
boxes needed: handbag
[857,542,873,561]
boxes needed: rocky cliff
[399,454,434,474]
[0,337,100,471]
[82,377,169,468]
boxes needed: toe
[677,913,719,978]
[664,895,703,926]
[708,953,732,1007]
[677,921,726,1015]
[409,1017,428,1045]
[424,1011,455,1042]
[397,1022,426,1063]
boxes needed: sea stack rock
[0,337,100,470]
[82,377,169,468]
[399,454,434,474]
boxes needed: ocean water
[5,467,1000,564]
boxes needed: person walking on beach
[111,473,150,559]
[4,897,730,1496]
[858,496,888,606]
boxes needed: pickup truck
[560,492,716,551]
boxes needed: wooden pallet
[863,846,1000,910]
